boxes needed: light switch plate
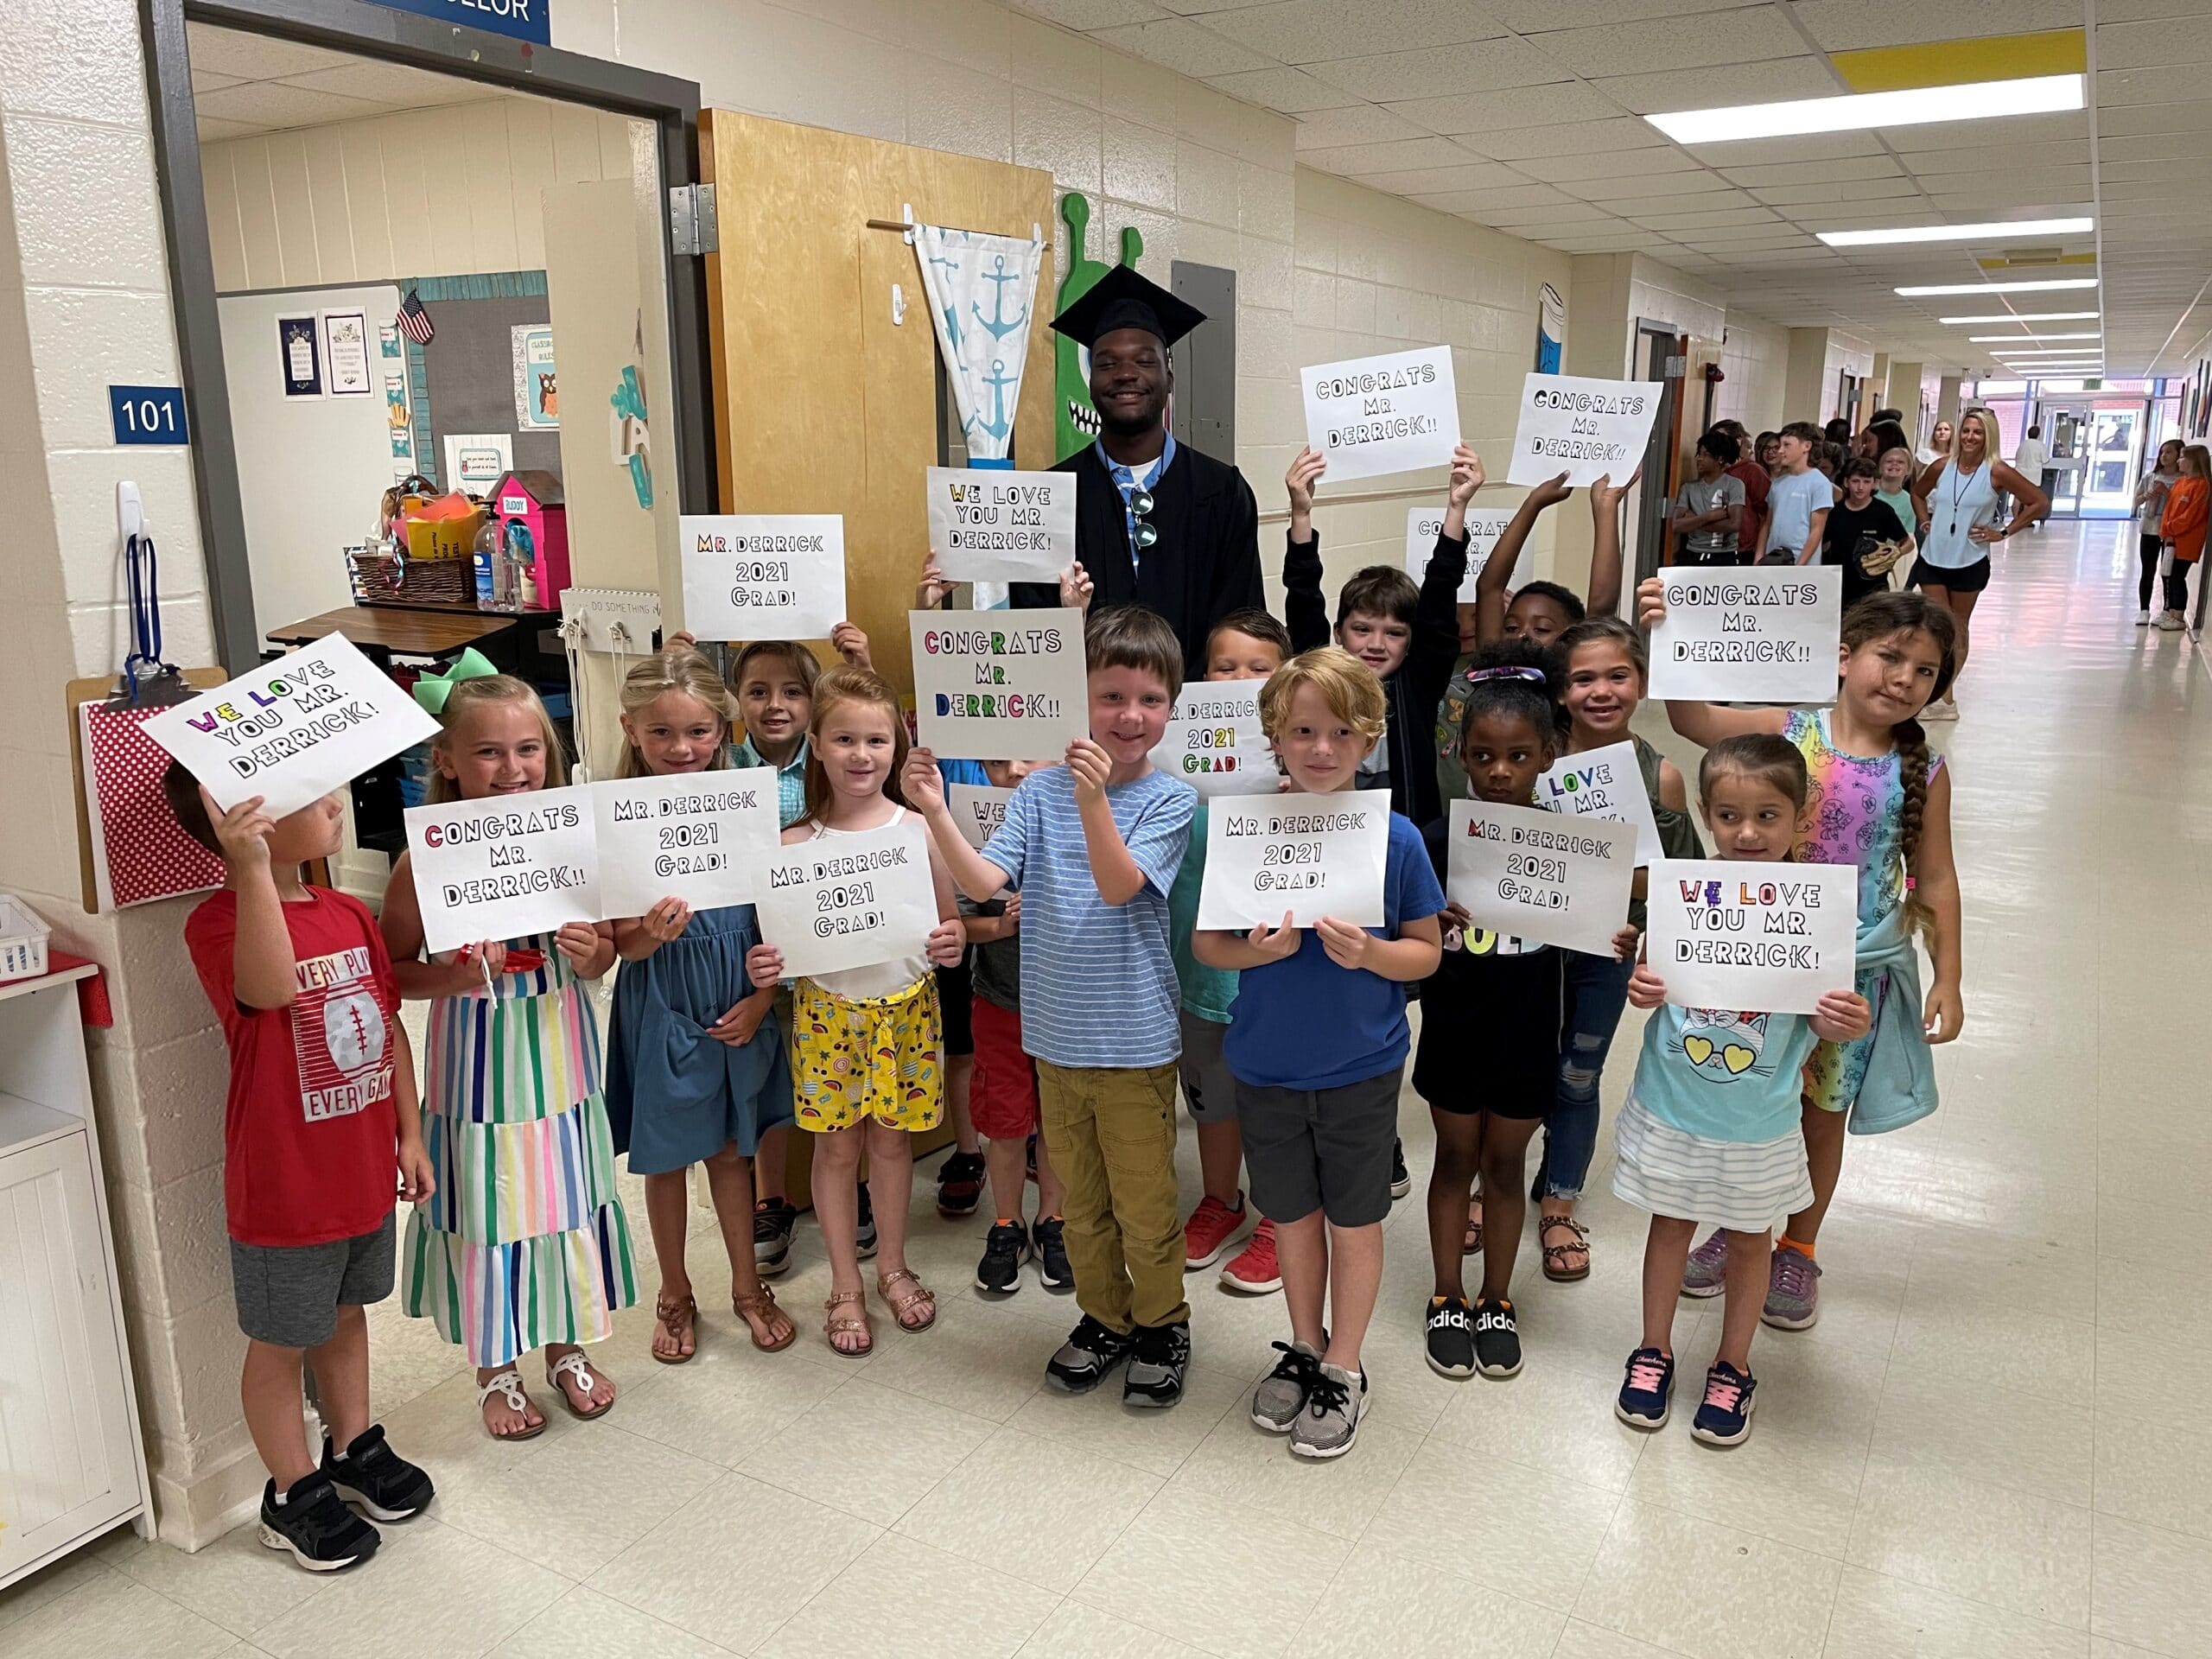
[560,587,662,653]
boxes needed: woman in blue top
[1909,408,2045,720]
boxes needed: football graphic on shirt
[323,990,387,1072]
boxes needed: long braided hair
[1839,592,1956,944]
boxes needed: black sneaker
[937,1149,987,1218]
[1389,1137,1411,1201]
[1425,1295,1475,1378]
[1046,1314,1135,1393]
[856,1182,878,1261]
[1033,1216,1073,1290]
[975,1221,1028,1294]
[1473,1296,1522,1378]
[1122,1320,1191,1410]
[753,1198,797,1278]
[321,1424,433,1522]
[258,1471,379,1573]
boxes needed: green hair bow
[412,646,499,715]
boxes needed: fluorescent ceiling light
[1968,333,2101,341]
[1820,217,2092,248]
[1897,278,2100,296]
[1999,348,2104,358]
[1646,73,2082,145]
[1938,311,2101,323]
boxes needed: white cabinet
[0,966,151,1590]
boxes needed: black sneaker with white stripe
[1473,1296,1522,1378]
[1046,1315,1135,1393]
[1389,1137,1411,1200]
[258,1471,379,1572]
[1122,1319,1191,1409]
[975,1220,1028,1294]
[321,1424,433,1522]
[1033,1217,1073,1290]
[1425,1295,1475,1378]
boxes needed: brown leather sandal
[651,1291,698,1364]
[1540,1214,1592,1282]
[1464,1199,1484,1258]
[876,1267,938,1332]
[734,1282,796,1353]
[823,1287,872,1357]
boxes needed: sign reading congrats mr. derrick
[909,608,1088,760]
[405,786,601,957]
[925,467,1076,584]
[1301,346,1457,483]
[679,515,847,639]
[1644,859,1855,1016]
[1507,373,1662,486]
[592,767,781,917]
[145,632,438,819]
[1406,506,1513,602]
[1446,799,1636,957]
[1197,793,1389,930]
[1648,565,1842,704]
[753,820,938,980]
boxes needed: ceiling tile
[1090,16,1275,75]
[190,79,386,130]
[1408,182,1575,211]
[2096,19,2212,71]
[1627,206,1786,231]
[1557,169,1739,200]
[1493,0,1757,21]
[1205,65,1362,111]
[1382,80,1627,133]
[1720,156,1904,186]
[1524,5,1808,78]
[1353,161,1533,194]
[2099,132,2210,164]
[1591,56,1840,115]
[1545,231,1664,251]
[1590,186,1761,213]
[1681,131,1887,166]
[1305,35,1568,100]
[1786,0,2081,50]
[1478,202,1626,228]
[1887,111,2089,150]
[1290,103,1435,149]
[185,24,353,79]
[1201,0,1507,64]
[2099,64,2209,106]
[1512,147,1705,182]
[1298,135,1487,173]
[1897,143,2090,176]
[281,61,489,109]
[194,115,265,142]
[1461,117,1670,161]
[190,67,242,92]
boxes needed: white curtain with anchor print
[911,223,1045,468]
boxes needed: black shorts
[231,1212,396,1348]
[1914,555,1992,594]
[1413,948,1563,1119]
[936,957,973,1056]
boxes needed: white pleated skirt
[1611,1093,1812,1233]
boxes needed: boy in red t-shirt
[168,765,436,1573]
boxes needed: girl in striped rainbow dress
[380,662,638,1440]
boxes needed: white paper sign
[442,432,513,495]
[404,786,601,957]
[591,767,782,917]
[910,608,1089,760]
[1406,505,1514,602]
[1537,741,1662,867]
[1301,346,1458,483]
[753,820,938,980]
[680,515,848,640]
[1196,791,1389,930]
[1153,680,1278,798]
[143,632,440,819]
[1446,799,1636,957]
[1644,859,1856,1016]
[1507,373,1662,486]
[946,783,1018,850]
[925,467,1076,584]
[1647,565,1842,704]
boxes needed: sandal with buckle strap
[876,1268,937,1332]
[1540,1214,1592,1283]
[734,1281,797,1353]
[824,1287,872,1357]
[545,1349,615,1421]
[651,1291,699,1364]
[476,1369,547,1441]
[1464,1198,1484,1258]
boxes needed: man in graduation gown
[1012,265,1263,677]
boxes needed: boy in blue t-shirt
[908,607,1199,1408]
[1193,647,1445,1459]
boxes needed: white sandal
[476,1369,546,1441]
[545,1349,614,1421]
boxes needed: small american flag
[394,292,435,345]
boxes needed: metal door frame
[1630,319,1683,594]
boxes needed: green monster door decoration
[1054,192,1145,462]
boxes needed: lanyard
[123,526,175,702]
[1947,462,1983,539]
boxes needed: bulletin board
[404,271,561,485]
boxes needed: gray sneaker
[1251,1339,1321,1433]
[1762,1247,1821,1330]
[1681,1230,1729,1298]
[1289,1363,1368,1460]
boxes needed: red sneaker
[1183,1194,1248,1268]
[1219,1218,1281,1294]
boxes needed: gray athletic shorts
[230,1211,397,1348]
[1236,1066,1402,1228]
[1178,1009,1238,1126]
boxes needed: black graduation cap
[1051,263,1206,350]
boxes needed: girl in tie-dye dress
[381,669,638,1440]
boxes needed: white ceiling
[1014,0,2212,380]
[185,22,494,145]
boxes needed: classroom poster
[1646,564,1842,704]
[680,515,848,640]
[511,324,559,430]
[442,433,513,497]
[753,819,938,980]
[1507,373,1662,486]
[1536,741,1662,866]
[1153,678,1278,797]
[946,783,1017,850]
[1300,346,1458,483]
[1196,791,1389,930]
[1446,799,1636,957]
[924,467,1075,583]
[321,310,372,396]
[142,632,440,819]
[1405,505,1515,602]
[591,767,781,916]
[1643,858,1856,1016]
[909,608,1089,760]
[404,785,602,957]
[278,314,321,397]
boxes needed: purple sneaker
[1680,1230,1728,1299]
[1762,1248,1821,1330]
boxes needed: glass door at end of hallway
[2040,402,2147,518]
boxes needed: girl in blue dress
[606,650,797,1360]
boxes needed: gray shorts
[230,1211,397,1348]
[1236,1066,1402,1228]
[1177,1010,1238,1125]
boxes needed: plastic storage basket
[0,893,52,980]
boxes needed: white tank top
[1918,461,1998,570]
[801,807,933,1001]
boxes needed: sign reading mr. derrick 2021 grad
[679,514,847,640]
[753,819,939,980]
[1300,346,1458,483]
[1506,373,1663,486]
[1196,791,1389,931]
[591,767,781,917]
[909,608,1089,760]
[404,786,601,957]
[925,467,1077,584]
[1647,564,1842,705]
[1643,858,1856,1016]
[1446,799,1636,957]
[1153,679,1277,797]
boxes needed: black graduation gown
[1010,442,1263,680]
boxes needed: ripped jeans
[1537,951,1636,1201]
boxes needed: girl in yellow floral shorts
[746,667,965,1356]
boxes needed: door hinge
[669,183,718,256]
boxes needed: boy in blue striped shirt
[907,607,1198,1407]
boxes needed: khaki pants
[1035,1059,1188,1333]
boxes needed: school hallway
[3,515,2203,1659]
